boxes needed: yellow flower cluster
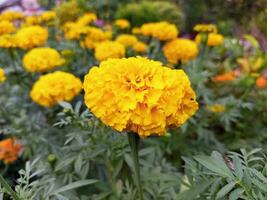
[115,19,130,29]
[95,41,125,61]
[23,11,56,26]
[23,47,65,72]
[207,104,225,113]
[163,39,199,64]
[0,11,24,21]
[62,22,90,40]
[16,26,48,49]
[0,21,16,35]
[194,24,217,33]
[133,41,148,53]
[30,71,82,107]
[116,34,138,47]
[195,33,224,46]
[81,27,112,49]
[0,68,6,83]
[83,57,198,137]
[140,22,178,41]
[76,13,97,26]
[0,34,17,48]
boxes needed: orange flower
[212,72,236,83]
[256,77,267,89]
[0,138,22,164]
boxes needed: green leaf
[249,168,267,184]
[216,181,236,199]
[51,179,98,195]
[229,188,244,200]
[194,155,234,178]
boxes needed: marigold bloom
[81,27,111,49]
[62,22,90,40]
[23,16,42,26]
[0,138,22,164]
[140,22,178,41]
[95,41,125,61]
[23,47,65,72]
[16,26,48,49]
[0,21,16,35]
[194,24,217,33]
[133,41,148,53]
[256,76,267,89]
[0,34,18,48]
[83,57,198,137]
[132,27,142,35]
[163,38,199,64]
[77,13,97,26]
[115,19,130,29]
[212,72,236,83]
[207,104,225,113]
[116,34,138,47]
[195,33,224,46]
[40,11,57,22]
[0,11,24,21]
[30,71,82,107]
[0,68,6,83]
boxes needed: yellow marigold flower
[207,104,225,113]
[133,41,147,53]
[163,38,199,64]
[81,27,111,49]
[0,11,24,21]
[0,138,22,164]
[0,68,6,83]
[23,16,40,26]
[116,34,138,47]
[194,24,217,33]
[16,26,48,49]
[140,22,178,41]
[23,47,65,72]
[62,22,90,40]
[115,19,130,29]
[83,57,198,137]
[95,41,125,61]
[0,34,18,48]
[132,27,142,35]
[40,11,56,22]
[195,33,224,46]
[30,71,82,107]
[77,13,97,26]
[0,21,16,35]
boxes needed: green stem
[127,132,143,200]
[0,175,21,200]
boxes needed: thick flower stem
[127,132,144,200]
[0,174,21,200]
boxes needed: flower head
[94,41,125,61]
[16,26,48,49]
[81,27,111,49]
[30,71,82,107]
[77,13,97,26]
[0,138,22,164]
[115,19,130,29]
[194,24,217,33]
[207,104,225,113]
[23,47,65,72]
[212,72,236,83]
[140,22,178,41]
[133,41,148,53]
[256,76,267,89]
[0,68,6,83]
[0,34,18,48]
[0,11,24,21]
[62,22,90,40]
[195,33,224,46]
[116,34,138,47]
[83,57,198,137]
[163,38,199,64]
[0,21,16,35]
